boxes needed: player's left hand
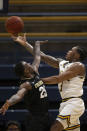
[0,100,10,115]
[11,33,27,45]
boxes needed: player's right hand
[11,33,27,45]
[0,100,10,115]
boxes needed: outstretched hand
[0,100,10,115]
[11,33,48,47]
[11,33,27,45]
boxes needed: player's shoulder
[20,81,32,90]
[72,62,85,68]
[70,62,85,74]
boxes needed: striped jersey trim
[64,124,80,130]
[62,96,82,102]
[58,115,70,127]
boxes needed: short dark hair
[14,61,25,78]
[76,46,87,61]
[6,120,21,130]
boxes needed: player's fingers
[24,33,27,41]
[40,40,48,44]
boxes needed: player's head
[6,120,21,131]
[66,46,87,62]
[14,61,34,78]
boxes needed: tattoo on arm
[8,88,27,106]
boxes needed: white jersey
[58,60,85,99]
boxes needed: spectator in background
[6,121,21,131]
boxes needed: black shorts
[25,112,55,131]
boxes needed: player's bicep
[60,63,85,81]
[67,63,85,76]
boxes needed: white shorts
[56,98,85,130]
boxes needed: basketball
[5,16,24,34]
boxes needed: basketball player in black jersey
[0,40,54,131]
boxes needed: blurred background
[0,0,87,130]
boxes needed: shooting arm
[25,41,60,68]
[21,41,60,68]
[13,35,60,68]
[42,63,85,84]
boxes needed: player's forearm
[23,41,34,55]
[8,94,22,107]
[32,41,40,72]
[34,41,40,59]
[42,75,59,84]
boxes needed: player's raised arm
[12,34,60,68]
[32,41,40,73]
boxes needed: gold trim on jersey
[62,96,82,102]
[57,115,70,127]
[64,124,80,130]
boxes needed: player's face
[22,62,34,78]
[65,47,80,62]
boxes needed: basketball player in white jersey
[12,34,87,131]
[42,47,86,131]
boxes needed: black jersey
[20,73,49,114]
